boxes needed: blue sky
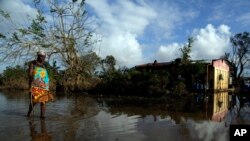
[84,0,249,66]
[0,0,250,74]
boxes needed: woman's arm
[28,62,34,83]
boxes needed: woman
[27,50,51,119]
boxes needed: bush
[1,65,29,89]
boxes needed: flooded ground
[0,90,250,141]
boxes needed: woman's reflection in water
[29,119,52,141]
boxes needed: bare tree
[0,0,99,90]
[223,32,250,83]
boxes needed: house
[207,59,230,92]
[135,59,180,70]
[135,58,231,92]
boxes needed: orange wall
[212,60,229,90]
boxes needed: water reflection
[203,92,229,122]
[98,92,230,123]
[0,90,250,141]
[29,119,52,141]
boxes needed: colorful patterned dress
[30,63,50,103]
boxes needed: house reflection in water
[205,92,229,122]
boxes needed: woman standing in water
[27,50,52,119]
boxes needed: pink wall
[212,59,229,71]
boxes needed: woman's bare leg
[40,103,46,119]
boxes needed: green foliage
[147,70,170,95]
[180,61,206,91]
[0,10,10,19]
[29,11,46,38]
[80,52,101,76]
[96,65,171,97]
[0,33,6,39]
[94,54,210,97]
[1,65,29,89]
[180,37,193,64]
[101,55,116,74]
[0,61,62,90]
[173,82,187,96]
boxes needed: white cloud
[0,0,37,33]
[191,24,231,60]
[188,119,228,141]
[0,0,235,70]
[155,43,183,62]
[154,24,231,62]
[86,0,199,67]
[98,32,144,67]
[87,0,156,35]
[86,0,157,67]
[86,0,231,66]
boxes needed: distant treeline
[92,59,207,97]
[0,57,207,97]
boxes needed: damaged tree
[223,32,250,90]
[0,0,99,91]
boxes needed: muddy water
[0,90,249,141]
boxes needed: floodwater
[0,90,250,141]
